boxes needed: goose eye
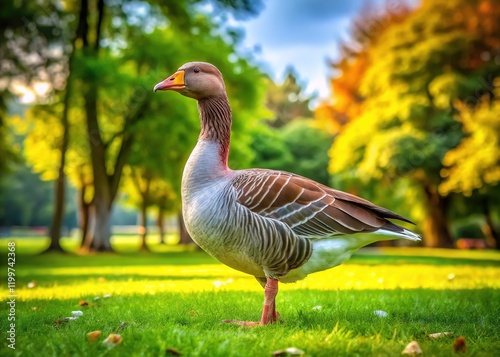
[193,68,200,73]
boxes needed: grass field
[1,238,500,356]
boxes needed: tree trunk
[44,0,82,253]
[157,201,166,244]
[482,198,500,249]
[89,196,112,251]
[421,183,454,248]
[178,211,194,245]
[46,83,71,253]
[78,184,91,248]
[46,177,65,252]
[139,200,149,251]
[81,202,95,252]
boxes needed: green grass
[1,239,500,356]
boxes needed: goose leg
[259,277,279,324]
[223,277,279,327]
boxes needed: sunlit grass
[0,242,499,356]
[11,262,500,301]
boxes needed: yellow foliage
[439,84,500,195]
[23,109,63,181]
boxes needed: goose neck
[198,95,232,167]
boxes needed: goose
[154,62,421,326]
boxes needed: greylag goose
[154,62,420,326]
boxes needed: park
[1,0,499,356]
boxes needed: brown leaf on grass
[87,330,102,342]
[52,319,69,327]
[166,347,182,356]
[402,341,423,355]
[103,333,122,348]
[79,300,90,306]
[453,336,466,353]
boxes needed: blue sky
[231,0,368,105]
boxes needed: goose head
[154,62,226,100]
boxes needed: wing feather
[232,169,418,240]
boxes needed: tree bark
[47,84,72,251]
[421,183,454,248]
[89,194,112,251]
[178,211,194,245]
[47,177,65,252]
[44,0,84,253]
[157,202,166,244]
[139,200,149,251]
[482,197,500,249]
[81,203,96,252]
[78,183,92,249]
[80,0,149,251]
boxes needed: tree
[265,68,313,128]
[78,0,265,251]
[325,0,500,247]
[120,22,268,247]
[0,0,66,225]
[440,87,500,248]
[11,0,264,252]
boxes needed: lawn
[1,238,499,356]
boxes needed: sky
[231,0,368,106]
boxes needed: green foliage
[265,68,313,128]
[0,163,77,227]
[440,84,500,196]
[250,120,332,185]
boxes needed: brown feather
[233,169,414,238]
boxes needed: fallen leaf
[103,333,122,348]
[65,316,79,321]
[453,336,466,353]
[53,319,69,326]
[429,332,453,339]
[79,300,90,306]
[93,296,100,301]
[448,273,456,281]
[27,281,36,289]
[373,310,388,318]
[166,347,182,356]
[272,347,305,356]
[402,341,423,355]
[187,310,197,315]
[103,294,112,298]
[87,330,101,342]
[312,306,322,310]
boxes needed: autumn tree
[323,0,500,247]
[440,83,500,248]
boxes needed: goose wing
[232,169,420,240]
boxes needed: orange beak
[153,70,185,92]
